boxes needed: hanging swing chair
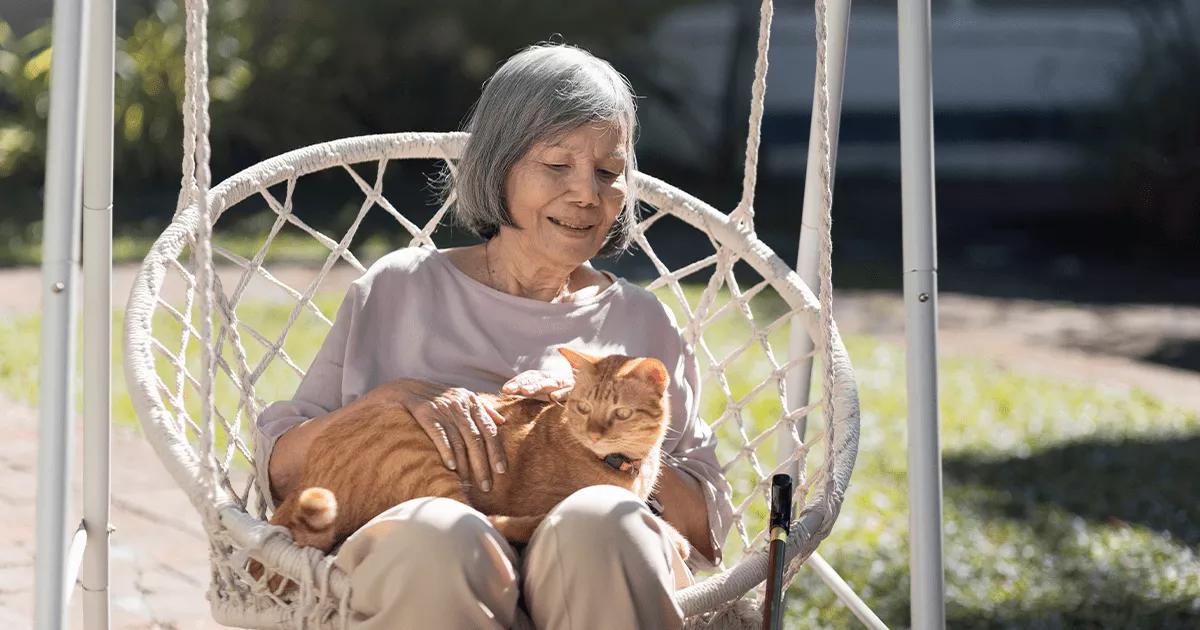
[122,0,861,627]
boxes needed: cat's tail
[488,514,546,544]
[291,487,339,551]
[250,487,338,591]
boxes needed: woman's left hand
[501,370,573,401]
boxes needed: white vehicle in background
[641,0,1141,179]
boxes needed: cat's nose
[587,430,603,442]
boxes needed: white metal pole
[35,0,90,626]
[897,0,946,628]
[807,553,888,630]
[81,0,115,626]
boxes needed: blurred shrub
[0,20,50,181]
[1,0,698,227]
[1,0,257,186]
[1104,0,1200,254]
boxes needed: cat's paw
[659,518,692,562]
[245,558,297,596]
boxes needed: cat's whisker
[661,425,684,437]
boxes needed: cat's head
[557,348,671,460]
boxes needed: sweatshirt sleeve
[252,281,365,508]
[658,312,736,572]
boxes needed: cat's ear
[558,347,601,372]
[617,357,670,391]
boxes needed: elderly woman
[255,44,734,629]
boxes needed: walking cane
[762,474,792,630]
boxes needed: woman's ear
[558,347,601,372]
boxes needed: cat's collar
[602,453,641,475]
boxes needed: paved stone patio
[1,394,226,628]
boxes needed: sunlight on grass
[791,339,1200,628]
[3,283,1198,627]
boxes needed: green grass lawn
[0,224,397,267]
[3,286,1198,628]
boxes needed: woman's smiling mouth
[548,217,596,232]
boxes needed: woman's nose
[567,171,601,207]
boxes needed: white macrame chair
[122,0,862,627]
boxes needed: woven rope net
[121,0,860,628]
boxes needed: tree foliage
[0,20,51,180]
[1,0,700,217]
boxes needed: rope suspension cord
[686,0,776,349]
[181,0,264,511]
[180,0,218,502]
[728,0,839,574]
[178,0,344,620]
[815,0,838,521]
[782,0,839,590]
[727,0,840,596]
[731,0,839,501]
[730,0,774,231]
[674,0,843,618]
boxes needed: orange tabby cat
[266,348,689,565]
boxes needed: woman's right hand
[373,379,508,492]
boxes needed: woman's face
[501,123,628,268]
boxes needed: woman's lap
[333,496,521,629]
[333,485,690,630]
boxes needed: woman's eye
[598,169,619,181]
[545,163,569,171]
[613,407,633,420]
[575,401,592,414]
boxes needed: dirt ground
[2,263,1198,628]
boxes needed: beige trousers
[333,485,694,629]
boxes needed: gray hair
[443,43,640,256]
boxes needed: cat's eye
[575,401,593,415]
[613,407,634,420]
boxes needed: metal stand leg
[35,0,114,627]
[898,0,946,628]
[34,0,90,626]
[82,0,116,627]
